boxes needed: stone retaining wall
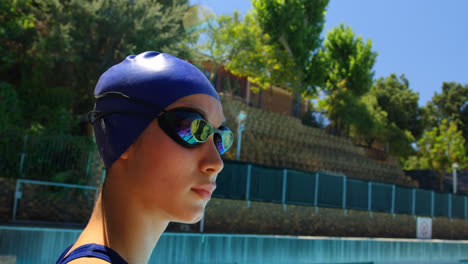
[172,198,468,240]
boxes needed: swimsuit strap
[56,243,128,264]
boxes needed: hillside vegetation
[221,96,418,187]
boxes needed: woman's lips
[191,184,216,200]
[191,189,212,200]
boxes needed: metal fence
[2,135,466,220]
[11,179,99,224]
[214,161,468,219]
[0,134,98,184]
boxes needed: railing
[0,134,99,184]
[11,179,99,224]
[215,161,468,219]
[2,135,465,220]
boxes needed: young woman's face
[123,94,226,223]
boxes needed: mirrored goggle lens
[215,129,234,154]
[170,111,233,154]
[191,119,213,142]
[172,114,200,145]
[191,118,234,154]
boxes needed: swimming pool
[1,225,466,264]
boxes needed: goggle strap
[95,91,166,113]
[88,110,159,124]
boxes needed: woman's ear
[121,143,136,160]
[120,141,137,160]
[120,150,129,160]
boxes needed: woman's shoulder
[67,257,111,264]
[58,243,127,264]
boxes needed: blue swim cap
[92,51,220,169]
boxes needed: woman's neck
[74,186,169,264]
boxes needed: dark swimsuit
[56,244,128,264]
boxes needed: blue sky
[188,0,468,106]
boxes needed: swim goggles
[88,92,234,155]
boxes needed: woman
[56,51,234,264]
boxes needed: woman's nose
[198,136,224,176]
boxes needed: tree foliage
[0,82,22,135]
[0,0,36,75]
[1,0,195,134]
[224,12,293,93]
[424,82,468,147]
[252,0,329,116]
[404,120,467,191]
[196,10,237,83]
[425,82,468,123]
[197,10,294,95]
[320,23,377,136]
[362,74,424,156]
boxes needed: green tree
[1,0,195,133]
[407,120,467,191]
[364,74,424,156]
[0,82,23,135]
[196,10,236,83]
[320,23,378,137]
[461,105,468,154]
[252,0,329,116]
[425,82,468,123]
[224,12,293,93]
[424,82,468,147]
[197,10,293,98]
[351,92,387,147]
[0,0,36,77]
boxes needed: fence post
[368,182,372,217]
[391,184,396,217]
[85,151,93,176]
[19,135,28,175]
[282,169,288,211]
[314,172,319,213]
[94,168,107,203]
[246,164,252,208]
[465,196,467,220]
[431,191,435,218]
[101,169,106,184]
[12,180,22,221]
[200,215,204,233]
[18,153,26,175]
[342,176,347,215]
[412,189,416,217]
[448,193,452,221]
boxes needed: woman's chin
[173,210,204,224]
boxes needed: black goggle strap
[89,91,167,124]
[88,110,159,124]
[94,91,166,112]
